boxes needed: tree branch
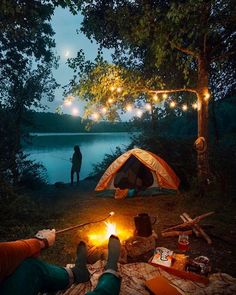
[167,37,198,57]
[211,51,236,62]
[148,88,197,95]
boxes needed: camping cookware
[134,213,157,237]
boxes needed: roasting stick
[56,212,115,234]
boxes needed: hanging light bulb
[145,103,152,111]
[192,102,198,109]
[117,87,122,93]
[204,92,210,101]
[126,104,132,112]
[162,93,168,99]
[170,101,176,108]
[182,104,188,111]
[136,109,143,117]
[152,94,158,102]
[64,99,72,106]
[101,107,107,114]
[72,107,79,116]
[92,112,99,120]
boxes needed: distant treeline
[26,112,131,133]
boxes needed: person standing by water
[71,145,82,185]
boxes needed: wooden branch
[183,213,212,244]
[211,51,236,62]
[180,214,200,237]
[167,37,198,57]
[162,211,215,233]
[161,230,192,238]
[148,88,197,95]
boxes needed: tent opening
[114,155,154,190]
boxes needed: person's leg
[0,258,70,295]
[71,241,90,283]
[86,235,121,295]
[71,168,74,185]
[76,171,80,185]
[86,272,121,295]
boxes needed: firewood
[181,213,200,237]
[162,211,215,233]
[161,230,193,238]
[183,212,212,244]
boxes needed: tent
[95,148,180,197]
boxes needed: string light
[204,92,210,101]
[64,100,72,106]
[117,87,122,93]
[101,107,107,114]
[152,94,158,102]
[72,107,79,116]
[126,104,132,112]
[136,109,143,117]
[110,86,115,92]
[170,101,176,108]
[145,103,152,111]
[182,104,188,111]
[192,102,198,109]
[162,93,168,99]
[108,98,113,104]
[92,112,99,121]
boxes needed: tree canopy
[68,0,235,118]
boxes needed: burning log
[161,230,193,238]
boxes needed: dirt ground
[31,179,236,277]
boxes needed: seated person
[0,229,121,295]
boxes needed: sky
[47,7,112,115]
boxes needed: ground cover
[1,179,235,277]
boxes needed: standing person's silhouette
[71,145,82,185]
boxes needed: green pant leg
[86,273,121,295]
[0,258,70,295]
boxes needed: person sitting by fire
[0,229,121,295]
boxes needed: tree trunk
[196,55,210,182]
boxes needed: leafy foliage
[0,0,72,191]
[68,0,236,115]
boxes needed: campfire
[88,221,133,246]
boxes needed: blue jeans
[0,258,121,295]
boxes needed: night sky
[48,7,112,115]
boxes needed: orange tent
[95,148,180,196]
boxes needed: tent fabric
[95,148,180,192]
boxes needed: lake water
[25,133,132,184]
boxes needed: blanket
[53,260,236,295]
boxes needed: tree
[0,0,76,186]
[69,0,236,182]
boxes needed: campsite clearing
[1,178,236,277]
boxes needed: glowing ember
[88,221,133,246]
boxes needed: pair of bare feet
[72,235,121,283]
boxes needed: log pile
[161,211,214,244]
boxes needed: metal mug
[134,213,157,237]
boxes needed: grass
[1,179,236,277]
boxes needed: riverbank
[1,179,236,277]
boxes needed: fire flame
[104,222,117,239]
[88,221,132,246]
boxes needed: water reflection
[24,133,132,184]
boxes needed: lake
[25,133,132,184]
